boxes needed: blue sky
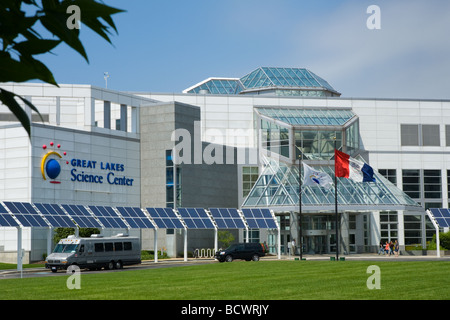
[38,0,450,99]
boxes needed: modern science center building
[1,66,449,263]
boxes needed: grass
[0,260,449,300]
[0,263,45,270]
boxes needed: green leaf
[14,39,61,56]
[0,89,31,137]
[0,89,45,138]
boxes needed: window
[94,243,104,252]
[446,125,450,146]
[248,229,260,243]
[423,170,441,199]
[242,166,259,197]
[105,243,113,252]
[166,150,181,208]
[404,215,422,245]
[380,211,398,242]
[401,124,440,146]
[447,170,450,203]
[401,124,419,146]
[402,170,420,199]
[124,242,132,251]
[379,169,397,185]
[422,125,440,146]
[114,242,123,251]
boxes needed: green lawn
[0,260,449,300]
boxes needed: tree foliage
[52,227,100,244]
[218,230,235,249]
[0,0,124,137]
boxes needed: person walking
[384,241,390,256]
[394,240,399,257]
[378,241,384,255]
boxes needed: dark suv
[215,242,268,262]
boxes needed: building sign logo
[40,141,68,184]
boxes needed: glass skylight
[183,67,340,96]
[241,156,420,212]
[256,108,356,127]
[240,67,337,93]
[184,78,243,95]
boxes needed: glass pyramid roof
[241,156,420,212]
[183,67,339,96]
[255,107,356,126]
[240,67,338,93]
[183,78,244,95]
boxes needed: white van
[45,234,141,272]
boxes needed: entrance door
[305,236,327,254]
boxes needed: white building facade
[0,67,446,261]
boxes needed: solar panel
[61,204,102,228]
[430,208,450,228]
[89,206,129,229]
[241,208,278,229]
[146,208,185,229]
[116,206,155,229]
[177,208,215,229]
[209,208,246,229]
[0,202,20,227]
[3,201,49,227]
[34,203,77,228]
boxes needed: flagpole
[298,154,303,261]
[334,138,339,261]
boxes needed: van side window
[94,243,104,252]
[79,244,84,253]
[124,242,132,251]
[115,242,123,251]
[105,243,113,252]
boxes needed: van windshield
[53,244,78,253]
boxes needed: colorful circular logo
[41,142,67,184]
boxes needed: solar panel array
[89,206,128,229]
[0,202,19,227]
[61,204,102,229]
[242,208,278,229]
[178,208,215,229]
[210,208,246,229]
[146,208,184,229]
[34,203,77,228]
[430,208,450,228]
[3,202,49,227]
[0,201,278,230]
[116,207,155,229]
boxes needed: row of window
[93,241,133,253]
[379,169,448,207]
[400,124,450,147]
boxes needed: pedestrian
[394,240,399,257]
[378,241,384,255]
[389,241,394,255]
[385,241,390,256]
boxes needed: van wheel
[225,255,233,262]
[115,260,123,269]
[252,254,260,261]
[107,261,115,270]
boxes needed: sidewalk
[263,252,450,261]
